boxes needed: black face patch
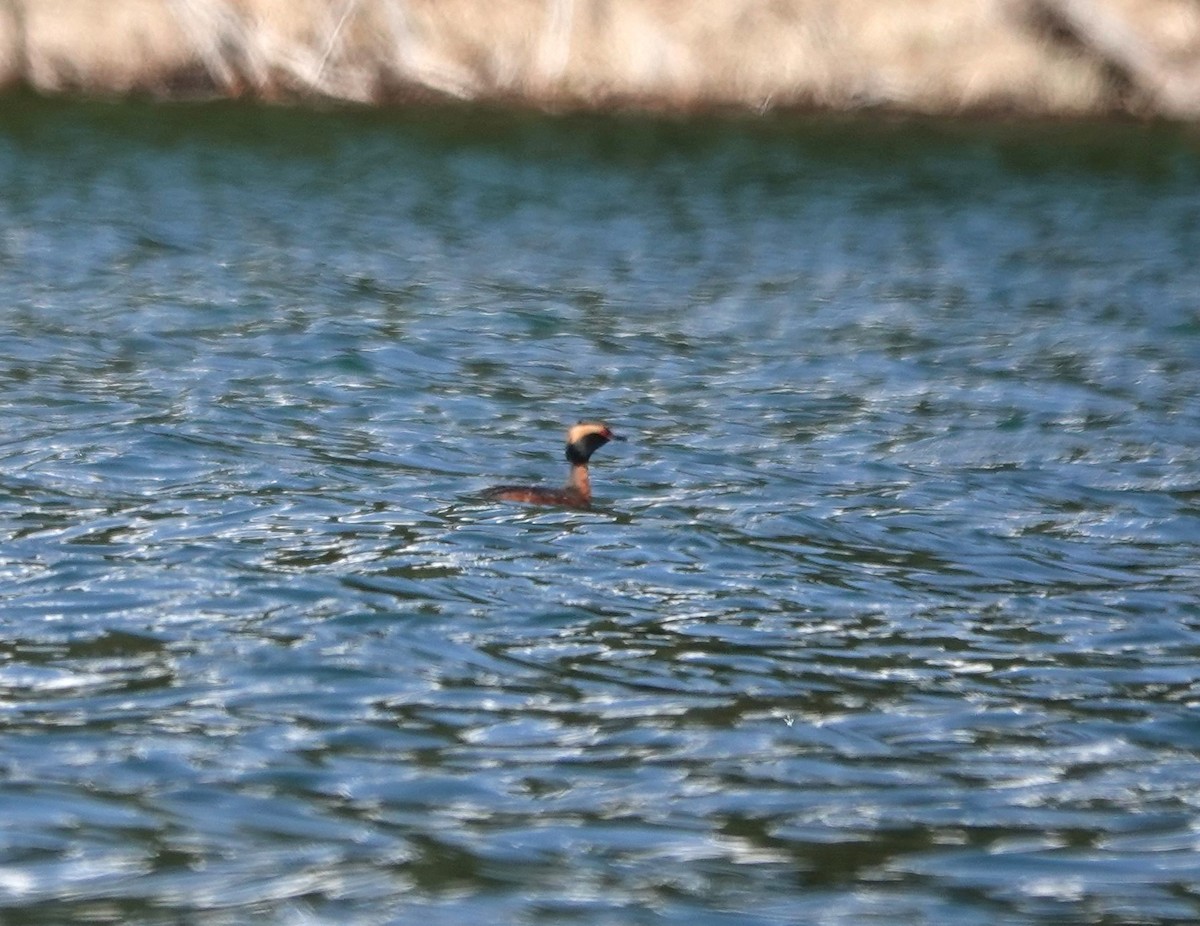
[565,432,609,463]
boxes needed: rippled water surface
[2,99,1200,924]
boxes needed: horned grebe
[483,422,624,508]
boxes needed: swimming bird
[483,421,624,508]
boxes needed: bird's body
[483,422,622,508]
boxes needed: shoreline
[2,1,1198,120]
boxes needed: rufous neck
[566,463,591,502]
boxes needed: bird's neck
[566,463,591,503]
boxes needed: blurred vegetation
[1,0,1198,118]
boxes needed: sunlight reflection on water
[1,101,1199,924]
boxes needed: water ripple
[2,104,1200,924]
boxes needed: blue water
[2,99,1200,924]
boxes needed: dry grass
[1,0,1198,117]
